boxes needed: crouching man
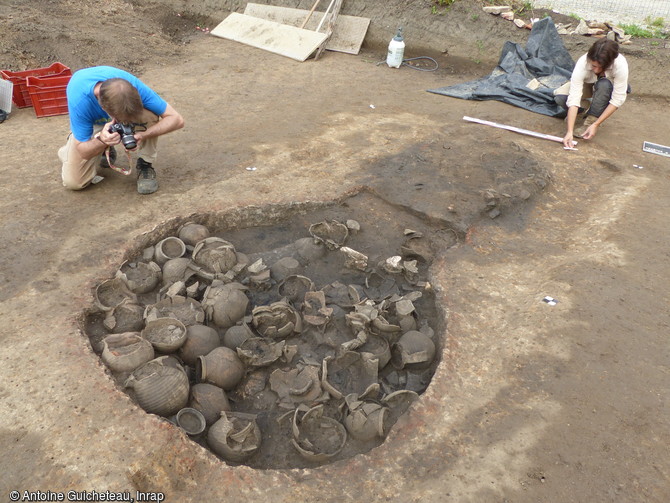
[59,66,184,194]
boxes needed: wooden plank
[314,0,343,60]
[210,12,328,62]
[244,3,370,55]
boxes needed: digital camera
[108,122,137,150]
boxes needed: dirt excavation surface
[1,0,670,501]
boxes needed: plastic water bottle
[386,27,405,68]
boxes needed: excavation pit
[84,192,457,469]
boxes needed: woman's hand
[581,123,599,140]
[562,132,576,148]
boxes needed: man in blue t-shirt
[58,66,184,194]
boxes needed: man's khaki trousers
[59,110,159,190]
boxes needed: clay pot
[178,222,210,247]
[237,337,285,367]
[161,258,196,286]
[116,260,162,294]
[142,318,188,353]
[342,395,389,441]
[202,282,249,329]
[124,356,190,417]
[269,256,301,282]
[95,278,137,312]
[208,412,262,463]
[196,347,245,390]
[321,351,379,400]
[358,333,391,370]
[391,330,436,369]
[222,324,254,350]
[269,365,324,407]
[308,220,349,250]
[154,236,187,266]
[301,290,333,326]
[293,237,326,263]
[175,407,206,436]
[101,332,154,373]
[145,295,205,327]
[103,300,145,334]
[189,383,231,425]
[192,237,237,274]
[251,301,303,339]
[277,275,315,304]
[178,324,220,366]
[291,404,347,462]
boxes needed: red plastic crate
[26,74,71,118]
[0,62,71,108]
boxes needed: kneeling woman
[555,38,629,148]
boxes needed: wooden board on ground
[243,3,370,54]
[210,12,329,62]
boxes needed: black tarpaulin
[428,17,575,117]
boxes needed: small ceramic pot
[189,383,231,425]
[124,356,190,417]
[178,324,221,366]
[196,347,245,390]
[291,405,347,462]
[95,278,137,312]
[144,295,205,327]
[178,222,210,247]
[269,256,301,283]
[251,301,303,339]
[154,236,187,266]
[161,258,196,286]
[321,351,379,400]
[103,300,145,334]
[192,237,238,274]
[116,260,162,294]
[358,333,391,370]
[141,318,188,353]
[342,395,388,441]
[308,220,349,250]
[236,337,285,367]
[101,332,154,373]
[277,275,315,305]
[175,407,207,436]
[222,324,254,351]
[202,282,249,329]
[391,330,436,370]
[208,412,262,462]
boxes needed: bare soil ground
[1,0,669,501]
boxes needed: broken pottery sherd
[192,237,238,275]
[208,411,262,463]
[189,383,231,425]
[175,407,207,436]
[101,332,154,373]
[116,260,162,294]
[201,282,249,329]
[339,246,368,271]
[95,278,137,312]
[400,233,434,263]
[291,404,347,462]
[341,394,389,441]
[308,220,349,250]
[141,317,188,353]
[104,300,145,334]
[301,291,333,326]
[321,351,379,400]
[391,330,436,370]
[237,337,285,367]
[269,365,325,406]
[251,301,303,339]
[153,237,187,266]
[178,222,211,247]
[124,356,189,417]
[196,346,245,390]
[277,275,315,305]
[144,295,205,327]
[178,324,221,366]
[381,389,420,428]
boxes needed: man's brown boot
[574,115,597,138]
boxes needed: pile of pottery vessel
[90,219,438,467]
